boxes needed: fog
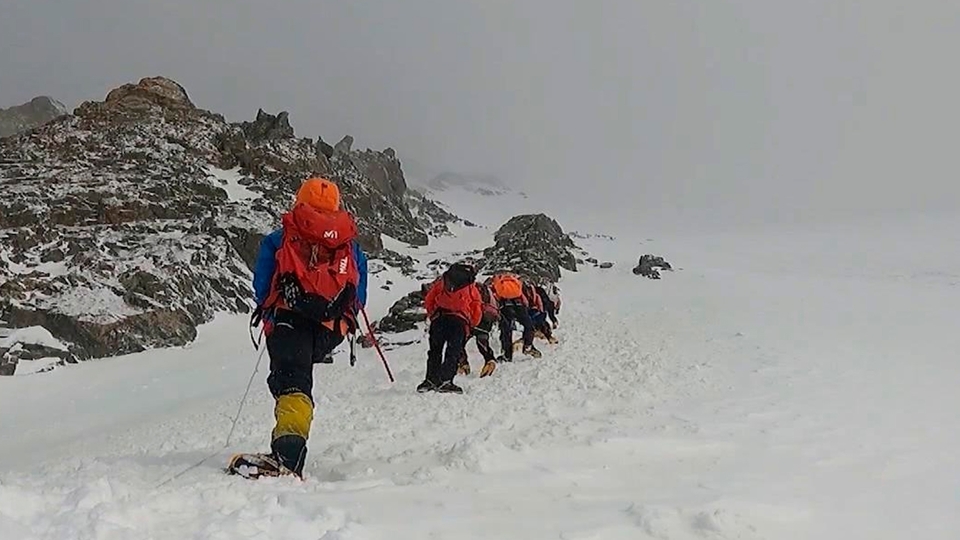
[3,0,959,229]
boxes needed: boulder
[479,214,578,283]
[632,254,673,279]
[75,76,197,121]
[375,289,427,334]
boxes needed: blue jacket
[252,228,368,309]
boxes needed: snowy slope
[1,186,959,539]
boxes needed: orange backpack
[491,274,523,300]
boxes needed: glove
[480,360,497,378]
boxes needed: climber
[532,281,559,343]
[251,177,369,478]
[546,283,562,321]
[490,272,540,361]
[458,280,500,378]
[420,261,483,394]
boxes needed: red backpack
[264,203,360,328]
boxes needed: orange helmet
[295,177,340,212]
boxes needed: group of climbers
[418,262,562,394]
[244,175,562,477]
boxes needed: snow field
[1,188,958,539]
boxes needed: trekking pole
[360,306,395,383]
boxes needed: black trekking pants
[426,314,469,384]
[498,303,533,360]
[265,309,344,474]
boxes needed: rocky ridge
[0,76,458,374]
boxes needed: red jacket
[425,279,483,328]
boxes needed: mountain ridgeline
[0,76,582,375]
[0,77,463,372]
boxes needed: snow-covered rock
[479,213,579,283]
[632,254,673,279]
[0,325,74,375]
[0,76,458,372]
[373,287,428,334]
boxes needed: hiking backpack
[490,273,523,301]
[264,204,360,328]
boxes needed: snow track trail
[2,214,960,539]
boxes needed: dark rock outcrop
[316,137,334,159]
[239,109,295,142]
[0,359,15,376]
[632,255,673,279]
[375,289,427,334]
[0,96,69,138]
[0,76,458,371]
[478,214,578,283]
[371,249,418,276]
[334,135,354,154]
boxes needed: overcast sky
[3,0,959,228]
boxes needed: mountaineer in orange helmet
[247,177,368,478]
[489,272,540,361]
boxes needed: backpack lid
[283,203,357,249]
[443,262,477,292]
